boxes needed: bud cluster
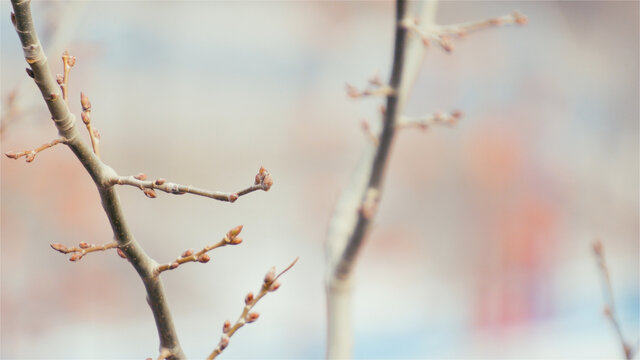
[254,166,273,191]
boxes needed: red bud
[198,254,210,263]
[245,292,254,305]
[79,242,90,249]
[134,173,147,180]
[50,243,66,252]
[246,312,260,323]
[69,253,82,261]
[222,320,231,333]
[181,249,194,257]
[154,178,166,185]
[116,248,127,259]
[143,188,157,198]
[269,281,281,292]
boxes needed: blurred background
[1,1,638,359]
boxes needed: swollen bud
[143,188,157,198]
[264,266,276,284]
[79,242,90,249]
[198,254,210,263]
[69,253,82,261]
[246,312,260,323]
[170,262,179,269]
[80,92,91,112]
[81,111,91,125]
[222,320,231,333]
[134,173,147,181]
[116,248,127,259]
[268,281,281,292]
[244,293,253,305]
[244,292,254,305]
[50,243,67,252]
[154,178,166,185]
[227,225,243,239]
[219,335,230,350]
[181,249,194,258]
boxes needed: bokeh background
[1,1,638,359]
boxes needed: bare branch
[110,167,272,202]
[10,2,185,357]
[155,225,244,275]
[326,2,527,358]
[593,240,636,360]
[397,110,463,130]
[50,241,119,262]
[401,10,527,52]
[5,137,66,162]
[345,82,394,99]
[208,257,299,360]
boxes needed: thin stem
[5,137,66,162]
[593,240,636,360]
[110,175,267,202]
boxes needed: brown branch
[5,137,66,162]
[208,257,299,360]
[401,10,527,52]
[110,167,272,202]
[593,240,636,360]
[155,225,244,275]
[10,1,186,358]
[50,240,119,262]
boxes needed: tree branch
[110,167,272,202]
[10,1,186,357]
[325,1,526,358]
[593,240,636,360]
[208,257,299,360]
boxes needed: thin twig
[110,167,272,202]
[593,240,636,360]
[402,10,527,52]
[155,226,243,275]
[208,257,299,360]
[397,110,463,130]
[80,92,101,157]
[59,50,75,103]
[5,137,66,162]
[50,241,119,261]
